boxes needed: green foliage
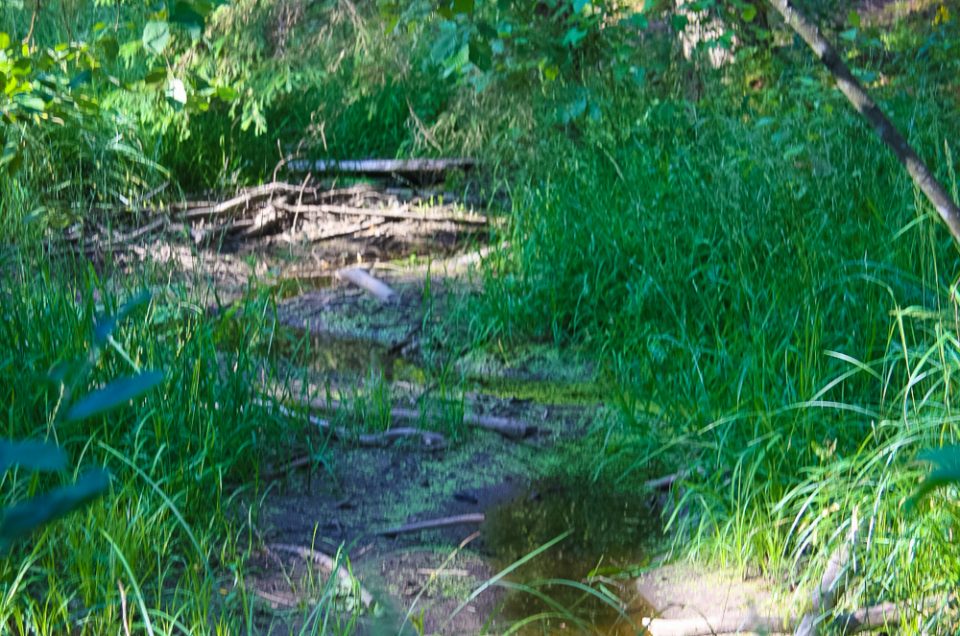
[911,446,960,509]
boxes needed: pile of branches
[64,180,493,255]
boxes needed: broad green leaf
[69,70,92,90]
[848,10,861,28]
[742,5,757,22]
[0,440,66,473]
[11,59,31,77]
[909,446,960,510]
[94,290,151,346]
[840,28,857,42]
[0,470,109,545]
[572,0,590,13]
[562,27,587,47]
[0,32,9,50]
[66,371,163,421]
[142,21,171,55]
[15,94,45,113]
[626,12,648,30]
[670,13,688,32]
[452,0,475,15]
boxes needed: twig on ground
[267,543,374,608]
[379,513,485,537]
[286,158,476,177]
[178,182,310,220]
[257,399,446,450]
[273,200,488,225]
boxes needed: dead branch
[641,613,795,636]
[336,267,399,303]
[268,543,374,608]
[286,158,476,177]
[388,406,531,439]
[273,200,488,225]
[641,601,911,636]
[258,400,445,450]
[379,513,485,537]
[767,0,960,243]
[178,182,310,220]
[794,513,859,636]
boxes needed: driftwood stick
[268,543,374,608]
[379,513,485,537]
[178,183,308,220]
[388,406,531,439]
[336,267,399,303]
[794,512,859,636]
[642,600,910,636]
[286,158,476,176]
[768,0,960,243]
[256,400,446,450]
[309,398,532,440]
[273,200,488,225]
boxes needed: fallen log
[273,200,488,225]
[379,513,485,537]
[286,158,476,178]
[641,601,909,636]
[389,406,531,439]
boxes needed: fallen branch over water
[379,513,485,537]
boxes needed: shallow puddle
[483,477,657,634]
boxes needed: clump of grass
[459,7,960,624]
[0,257,357,633]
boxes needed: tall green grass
[466,9,960,626]
[0,259,366,633]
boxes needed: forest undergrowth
[1,0,960,632]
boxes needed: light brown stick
[336,267,399,303]
[380,513,485,537]
[268,543,373,608]
[178,183,308,220]
[274,200,488,225]
[286,158,476,176]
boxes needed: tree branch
[767,0,960,244]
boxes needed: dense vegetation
[1,0,959,633]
